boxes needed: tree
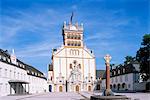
[136,34,150,81]
[110,64,115,70]
[124,56,135,65]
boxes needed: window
[18,72,19,79]
[125,74,128,81]
[128,84,130,88]
[22,65,25,68]
[123,68,125,73]
[9,70,12,78]
[120,75,122,82]
[78,35,81,39]
[24,74,26,80]
[14,71,16,78]
[7,58,10,63]
[0,83,2,93]
[5,69,7,77]
[118,70,120,74]
[3,57,6,61]
[114,71,116,75]
[0,68,2,77]
[5,83,7,92]
[112,78,114,83]
[115,77,118,82]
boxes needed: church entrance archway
[59,86,63,92]
[88,86,91,91]
[49,85,52,92]
[75,85,79,92]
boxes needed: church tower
[48,14,96,92]
[62,21,84,47]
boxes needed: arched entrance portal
[76,85,79,92]
[49,85,52,92]
[59,86,63,92]
[88,86,91,91]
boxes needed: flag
[70,12,74,24]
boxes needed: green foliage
[136,34,150,81]
[124,56,135,65]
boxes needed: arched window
[67,34,70,39]
[78,42,81,46]
[71,41,73,46]
[71,34,73,39]
[110,84,112,89]
[113,84,116,89]
[74,35,77,39]
[67,41,70,46]
[78,35,81,39]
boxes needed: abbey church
[48,16,96,92]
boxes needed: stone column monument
[103,54,114,96]
[90,54,130,100]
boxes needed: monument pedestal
[90,95,131,100]
[102,89,114,96]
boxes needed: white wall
[0,61,48,96]
[51,46,96,92]
[102,73,135,91]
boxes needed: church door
[88,86,91,91]
[49,85,52,92]
[76,85,79,92]
[59,86,63,92]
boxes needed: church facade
[48,19,96,92]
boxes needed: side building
[0,49,48,96]
[101,61,140,92]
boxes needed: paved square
[0,92,150,100]
[0,92,85,100]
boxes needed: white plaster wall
[0,61,27,96]
[28,75,47,94]
[0,61,48,96]
[102,73,134,91]
[52,46,96,92]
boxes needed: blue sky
[0,0,149,76]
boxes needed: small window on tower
[74,35,77,39]
[71,35,73,39]
[78,35,81,39]
[78,42,81,46]
[67,34,70,39]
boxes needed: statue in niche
[69,60,81,83]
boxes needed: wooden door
[88,86,91,91]
[59,86,63,92]
[76,85,79,92]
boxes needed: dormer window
[123,68,125,73]
[118,69,120,74]
[2,57,6,61]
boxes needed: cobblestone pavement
[0,92,149,100]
